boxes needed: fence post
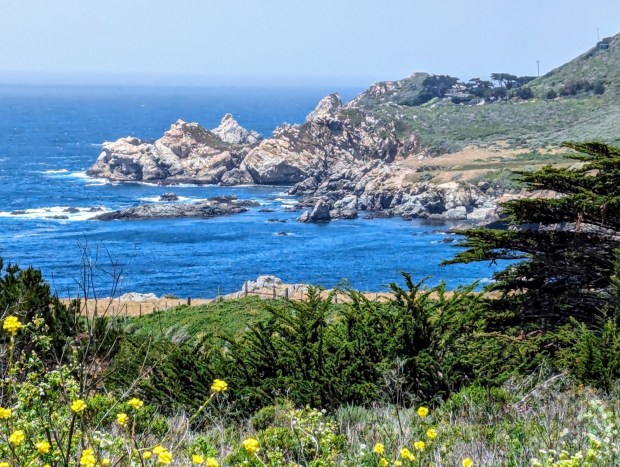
[334,294,338,304]
[285,288,289,299]
[272,285,276,299]
[187,297,191,306]
[375,293,379,302]
[244,282,248,297]
[139,304,142,317]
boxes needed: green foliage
[449,142,620,325]
[0,258,79,359]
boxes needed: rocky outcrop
[298,200,332,223]
[92,196,259,220]
[212,114,262,145]
[87,92,505,223]
[87,120,251,184]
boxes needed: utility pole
[536,60,540,77]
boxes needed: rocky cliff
[87,93,504,222]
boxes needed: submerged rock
[159,193,179,201]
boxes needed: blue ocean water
[0,85,504,298]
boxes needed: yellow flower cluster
[417,406,429,417]
[3,315,23,334]
[116,412,128,426]
[211,379,228,393]
[71,399,87,413]
[79,448,97,467]
[36,440,51,454]
[0,462,9,467]
[205,458,219,467]
[373,443,385,455]
[243,437,260,455]
[426,428,437,440]
[192,454,204,464]
[379,458,389,467]
[128,397,144,410]
[9,430,25,446]
[152,445,173,464]
[413,440,425,451]
[0,407,11,419]
[400,447,415,461]
[462,457,473,467]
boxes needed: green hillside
[352,32,620,154]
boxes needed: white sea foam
[42,169,69,174]
[0,206,109,221]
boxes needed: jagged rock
[305,93,342,123]
[438,206,468,220]
[243,275,282,291]
[159,193,179,201]
[63,207,81,213]
[212,114,262,145]
[92,196,253,220]
[329,208,358,219]
[298,200,332,223]
[87,120,251,184]
[220,168,255,186]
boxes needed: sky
[0,0,619,87]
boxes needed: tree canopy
[447,142,620,325]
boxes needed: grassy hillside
[350,32,620,155]
[125,297,271,343]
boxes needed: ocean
[0,84,505,298]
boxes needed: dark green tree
[447,142,620,326]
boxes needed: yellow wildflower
[394,462,402,467]
[9,430,25,446]
[192,454,204,464]
[0,407,12,419]
[71,399,87,413]
[152,446,165,455]
[3,316,23,334]
[36,440,51,454]
[373,443,385,455]
[417,406,429,417]
[426,428,437,440]
[157,450,173,465]
[101,460,111,466]
[205,458,219,467]
[400,447,415,461]
[143,451,152,460]
[116,412,128,425]
[414,440,425,451]
[379,458,389,467]
[0,463,9,467]
[128,397,144,410]
[211,379,228,393]
[242,438,260,455]
[80,448,96,467]
[462,458,474,467]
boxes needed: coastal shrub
[213,276,536,413]
[0,258,79,356]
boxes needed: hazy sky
[1,0,619,87]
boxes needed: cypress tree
[447,142,620,325]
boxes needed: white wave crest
[0,206,109,221]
